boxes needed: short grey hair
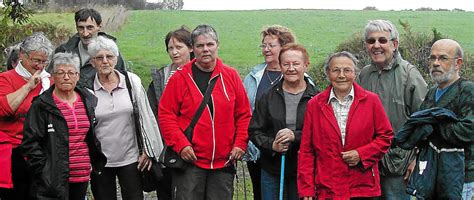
[191,24,219,45]
[52,52,80,72]
[323,51,360,77]
[20,32,54,57]
[87,36,119,57]
[364,20,399,42]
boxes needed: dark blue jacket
[396,107,464,199]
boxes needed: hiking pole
[279,153,286,200]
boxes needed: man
[0,32,54,200]
[48,8,126,86]
[158,24,251,200]
[422,39,473,199]
[358,19,428,199]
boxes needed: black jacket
[21,86,107,200]
[147,66,167,119]
[249,77,318,177]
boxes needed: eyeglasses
[365,37,391,44]
[329,68,355,75]
[259,43,280,49]
[281,62,304,69]
[26,53,49,65]
[53,71,78,78]
[93,55,116,62]
[428,55,458,63]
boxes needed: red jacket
[0,70,52,188]
[298,83,393,199]
[158,58,251,169]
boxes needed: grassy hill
[33,9,474,86]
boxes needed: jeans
[463,182,474,200]
[378,175,411,200]
[260,169,297,200]
[91,162,143,200]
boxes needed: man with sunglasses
[0,32,54,200]
[358,19,428,200]
[48,8,126,87]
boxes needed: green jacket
[358,53,428,176]
[420,78,474,182]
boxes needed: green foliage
[0,21,71,71]
[112,10,474,87]
[1,0,31,25]
[319,20,473,88]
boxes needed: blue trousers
[260,169,297,200]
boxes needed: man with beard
[358,19,428,199]
[421,39,473,199]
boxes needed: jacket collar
[180,58,225,79]
[274,76,318,99]
[318,82,367,105]
[37,85,96,117]
[248,63,267,79]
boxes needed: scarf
[15,61,51,94]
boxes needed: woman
[243,25,296,200]
[298,51,393,199]
[0,32,53,200]
[21,52,107,200]
[147,26,193,200]
[86,36,163,200]
[158,24,251,200]
[249,43,318,200]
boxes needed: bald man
[413,39,473,199]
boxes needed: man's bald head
[432,39,464,59]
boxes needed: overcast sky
[147,0,474,11]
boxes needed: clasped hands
[272,128,295,153]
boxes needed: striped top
[53,93,91,183]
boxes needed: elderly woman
[243,25,296,200]
[297,51,393,199]
[248,43,318,200]
[85,36,163,200]
[147,26,193,200]
[158,24,251,200]
[21,52,107,200]
[0,32,53,200]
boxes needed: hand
[275,128,295,144]
[404,159,416,183]
[180,146,197,162]
[137,152,152,171]
[341,150,360,166]
[303,197,314,200]
[272,128,294,153]
[229,147,245,161]
[25,70,42,90]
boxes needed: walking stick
[279,153,286,200]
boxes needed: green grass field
[33,9,474,86]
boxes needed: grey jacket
[358,53,428,176]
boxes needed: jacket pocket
[351,167,375,189]
[36,158,59,197]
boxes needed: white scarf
[15,61,51,94]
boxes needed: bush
[309,21,473,89]
[0,22,72,71]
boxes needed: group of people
[0,7,472,200]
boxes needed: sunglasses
[365,37,391,44]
